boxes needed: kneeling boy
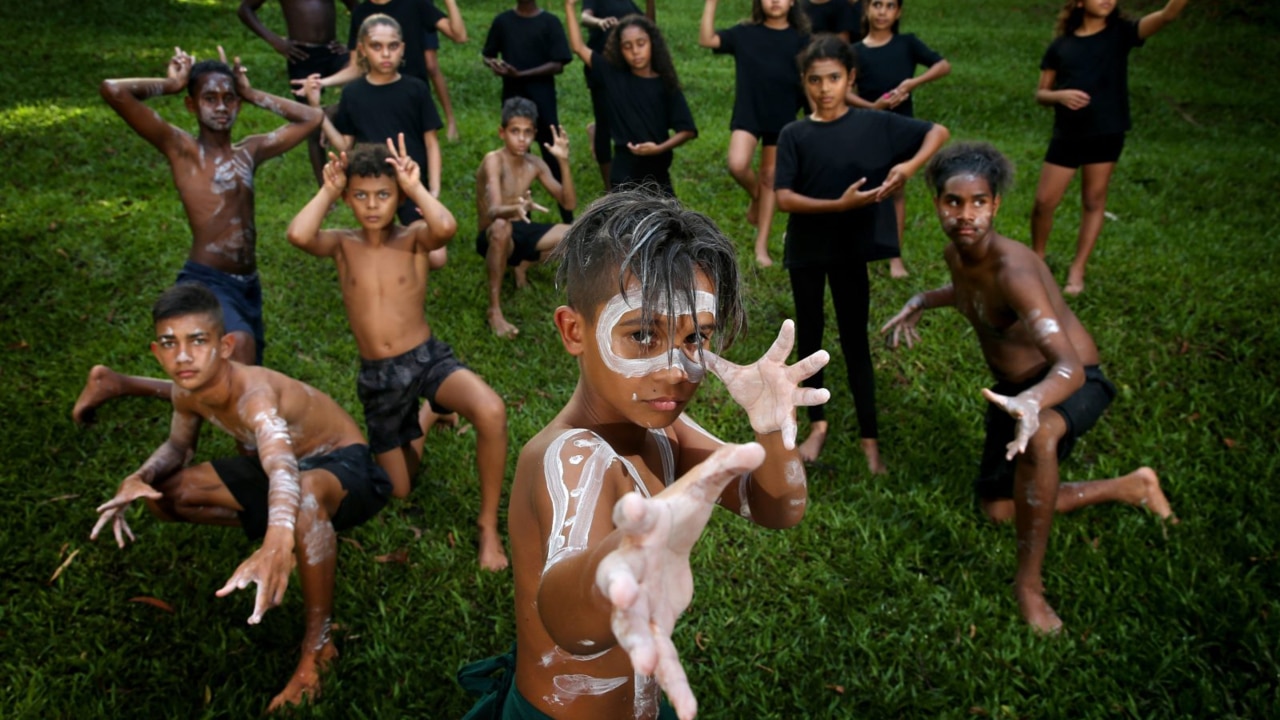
[90,283,392,711]
[475,97,577,338]
[460,190,830,719]
[881,142,1176,634]
[288,137,510,570]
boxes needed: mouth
[641,397,683,412]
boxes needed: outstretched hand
[168,47,195,88]
[322,150,348,194]
[880,296,925,349]
[543,124,571,161]
[874,163,911,201]
[215,538,295,624]
[385,133,422,191]
[982,389,1041,460]
[704,320,830,449]
[218,46,253,96]
[515,190,549,222]
[596,442,767,720]
[90,476,163,549]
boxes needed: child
[299,13,448,268]
[89,283,393,711]
[458,189,830,720]
[849,0,951,279]
[475,98,577,339]
[421,0,463,142]
[1030,0,1189,295]
[482,0,575,223]
[774,35,948,471]
[72,48,322,424]
[579,0,655,189]
[566,0,698,196]
[287,137,510,570]
[699,0,810,267]
[881,142,1176,633]
[801,0,859,42]
[237,0,355,181]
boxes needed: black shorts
[475,221,554,266]
[286,43,350,84]
[731,126,781,147]
[212,444,392,540]
[357,336,467,454]
[974,365,1117,500]
[175,261,265,365]
[1045,133,1126,168]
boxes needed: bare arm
[286,152,347,258]
[901,58,951,93]
[436,0,469,43]
[880,284,955,349]
[698,0,722,49]
[237,0,308,61]
[221,49,323,161]
[565,0,593,66]
[100,48,194,157]
[291,73,352,150]
[1138,0,1189,39]
[1035,68,1091,110]
[425,130,442,197]
[873,121,950,201]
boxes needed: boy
[459,190,831,719]
[72,48,323,424]
[89,283,392,711]
[287,137,510,570]
[881,142,1176,634]
[238,0,357,181]
[482,0,574,223]
[475,97,576,339]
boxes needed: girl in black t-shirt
[1031,0,1189,296]
[849,0,951,279]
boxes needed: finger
[780,414,797,450]
[398,132,408,159]
[214,573,242,598]
[652,637,696,720]
[113,515,125,549]
[248,581,268,625]
[123,519,137,544]
[89,511,112,541]
[790,349,830,382]
[981,388,1010,412]
[612,492,659,537]
[763,319,796,363]
[218,46,228,65]
[95,496,127,513]
[530,201,550,213]
[792,387,831,408]
[906,327,920,349]
[701,349,733,381]
[690,443,766,503]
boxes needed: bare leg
[513,261,532,290]
[1054,466,1176,521]
[435,370,510,571]
[147,463,242,526]
[1065,161,1117,296]
[798,420,828,464]
[408,402,460,470]
[727,131,760,227]
[483,221,519,338]
[860,437,887,475]
[888,188,909,279]
[587,122,598,163]
[753,145,778,268]
[1030,162,1076,259]
[73,365,172,424]
[377,445,420,500]
[424,50,458,142]
[1010,410,1067,634]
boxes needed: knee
[1031,196,1057,217]
[297,474,335,516]
[472,395,508,437]
[726,154,751,178]
[489,219,512,243]
[1081,189,1109,214]
[758,165,776,189]
[1024,418,1065,463]
[982,499,1016,523]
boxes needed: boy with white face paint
[459,190,831,720]
[880,142,1176,635]
[88,284,392,713]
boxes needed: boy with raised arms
[476,97,576,339]
[881,142,1176,634]
[90,283,392,711]
[287,137,510,570]
[72,48,323,423]
[459,190,830,719]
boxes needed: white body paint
[1033,318,1061,341]
[299,495,335,566]
[255,409,301,531]
[552,674,629,696]
[594,289,717,382]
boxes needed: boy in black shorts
[287,137,511,570]
[881,143,1176,634]
[90,283,391,712]
[475,98,576,338]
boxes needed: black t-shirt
[803,0,858,37]
[1041,19,1145,138]
[854,33,944,118]
[587,50,696,148]
[333,76,442,172]
[714,24,808,134]
[583,0,641,53]
[348,0,446,83]
[774,109,932,267]
[482,9,573,125]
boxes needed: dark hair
[187,60,236,97]
[604,15,682,93]
[356,14,403,72]
[345,143,396,181]
[153,283,224,332]
[797,33,857,74]
[1055,0,1126,36]
[753,0,811,34]
[501,96,538,127]
[552,188,746,351]
[924,142,1015,197]
[859,0,903,38]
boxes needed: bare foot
[1131,467,1178,523]
[889,257,909,279]
[419,403,460,436]
[487,308,519,339]
[514,264,530,290]
[755,252,774,268]
[1015,585,1064,635]
[446,121,459,143]
[798,423,828,463]
[1064,268,1085,296]
[73,365,123,425]
[860,438,887,475]
[266,640,338,712]
[478,524,509,571]
[746,196,759,227]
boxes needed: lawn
[1,0,1278,717]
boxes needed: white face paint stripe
[649,429,674,488]
[594,290,717,382]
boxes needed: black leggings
[789,264,877,439]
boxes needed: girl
[566,0,697,196]
[1031,0,1189,295]
[849,0,951,278]
[774,35,948,471]
[580,0,656,190]
[802,0,860,42]
[699,0,810,268]
[299,14,447,267]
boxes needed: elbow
[285,226,309,249]
[436,213,459,240]
[936,59,952,78]
[100,79,122,102]
[931,123,951,144]
[775,190,796,212]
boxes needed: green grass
[2,0,1278,717]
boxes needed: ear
[992,194,1003,217]
[554,305,588,357]
[218,332,236,361]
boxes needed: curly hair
[604,15,682,93]
[924,142,1015,198]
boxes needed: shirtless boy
[73,48,323,424]
[476,97,576,339]
[459,190,830,719]
[89,283,392,711]
[238,0,357,181]
[880,142,1175,634]
[287,137,509,570]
